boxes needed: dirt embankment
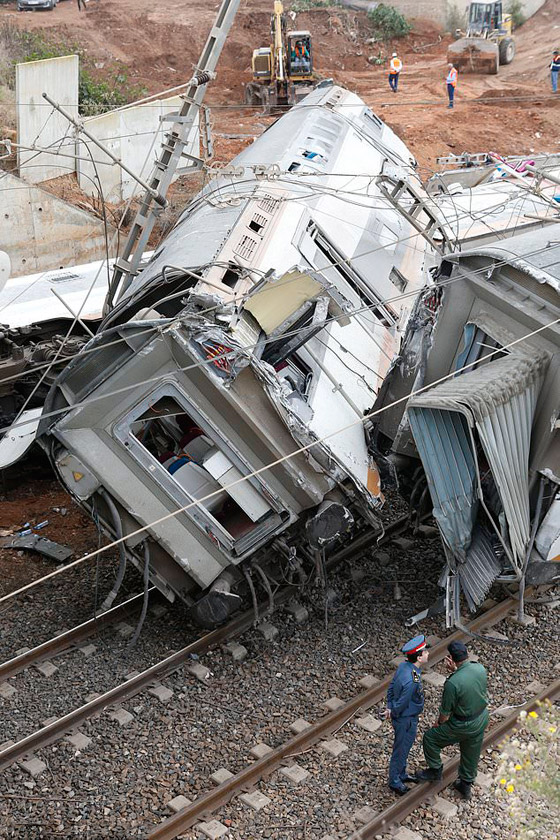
[0,0,559,206]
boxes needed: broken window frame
[113,382,287,557]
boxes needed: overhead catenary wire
[0,313,557,608]
[1,200,558,403]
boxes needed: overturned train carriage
[372,226,560,624]
[37,86,436,626]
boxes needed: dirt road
[1,0,559,174]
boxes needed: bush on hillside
[367,4,411,40]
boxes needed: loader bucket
[447,38,499,75]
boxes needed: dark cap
[448,640,468,662]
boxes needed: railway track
[146,595,528,840]
[0,513,416,774]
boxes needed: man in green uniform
[415,640,489,799]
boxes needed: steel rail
[350,676,560,839]
[0,513,413,773]
[0,589,155,683]
[146,596,518,840]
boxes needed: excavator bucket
[447,37,499,75]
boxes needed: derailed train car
[36,85,438,625]
[371,226,560,625]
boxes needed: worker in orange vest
[389,52,402,92]
[446,63,458,108]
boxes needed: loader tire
[499,38,515,65]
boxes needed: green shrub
[290,0,339,11]
[506,0,526,29]
[367,4,411,40]
[0,22,145,114]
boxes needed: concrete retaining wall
[1,172,116,277]
[16,55,79,184]
[77,96,200,203]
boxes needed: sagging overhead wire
[0,313,557,608]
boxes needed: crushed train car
[371,226,560,625]
[36,85,438,626]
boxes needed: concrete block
[432,796,458,819]
[526,680,546,694]
[322,696,345,712]
[34,661,58,677]
[239,790,271,811]
[426,634,442,647]
[423,671,446,688]
[19,757,46,778]
[187,662,212,683]
[355,805,378,824]
[0,683,16,699]
[250,742,273,759]
[79,644,97,657]
[210,768,234,785]
[166,795,192,814]
[290,718,312,734]
[545,599,560,610]
[475,772,493,789]
[355,714,382,734]
[150,604,168,618]
[494,706,512,718]
[256,621,279,641]
[417,524,439,537]
[116,622,135,639]
[108,708,134,726]
[278,764,310,785]
[359,674,380,690]
[393,829,423,840]
[319,738,347,757]
[285,599,309,624]
[198,820,229,839]
[148,684,174,703]
[221,641,247,662]
[391,537,415,550]
[66,733,92,751]
[510,614,536,627]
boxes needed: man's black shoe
[401,775,418,784]
[415,766,443,782]
[452,778,472,800]
[389,784,410,795]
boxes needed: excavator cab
[287,31,313,79]
[467,2,507,37]
[252,47,273,83]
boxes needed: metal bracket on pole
[103,0,242,312]
[41,92,167,207]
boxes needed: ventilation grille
[258,194,280,213]
[234,235,258,260]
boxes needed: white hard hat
[392,52,397,57]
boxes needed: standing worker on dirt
[388,52,402,92]
[385,635,429,795]
[446,63,458,108]
[550,49,560,93]
[415,641,489,800]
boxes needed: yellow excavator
[244,1,316,111]
[447,1,516,75]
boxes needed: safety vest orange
[390,57,402,73]
[447,67,458,86]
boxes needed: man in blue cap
[385,634,430,795]
[415,640,489,800]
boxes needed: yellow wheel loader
[447,2,516,75]
[244,1,316,112]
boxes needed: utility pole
[105,0,242,311]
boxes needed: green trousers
[423,709,490,783]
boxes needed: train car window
[455,323,507,374]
